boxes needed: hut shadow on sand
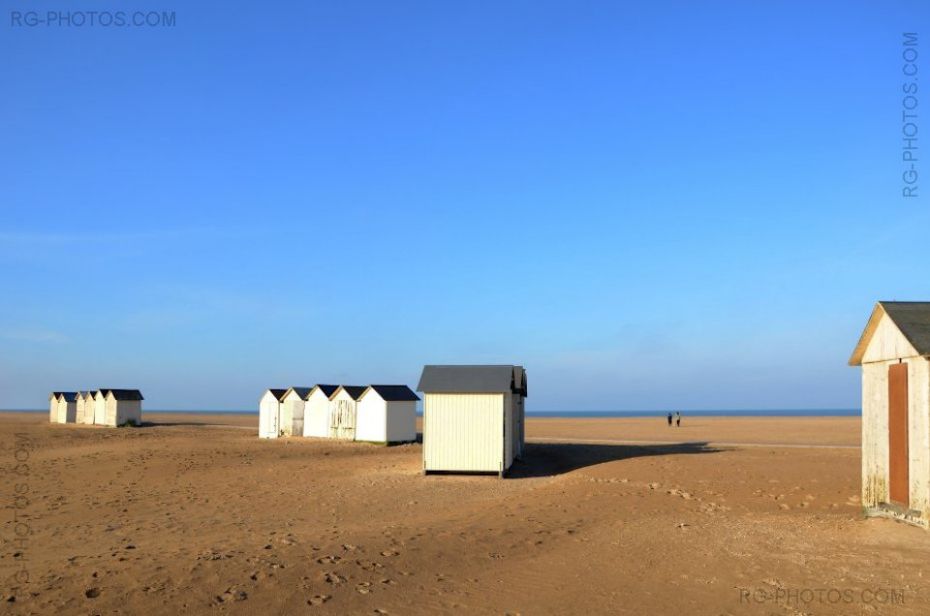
[507,441,722,479]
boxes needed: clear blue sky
[1,1,927,410]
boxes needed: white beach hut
[75,391,90,424]
[417,365,527,477]
[302,384,339,437]
[80,391,97,424]
[258,388,287,438]
[850,301,930,528]
[49,392,62,423]
[56,392,78,423]
[93,390,107,425]
[328,386,367,440]
[356,385,419,444]
[280,387,312,437]
[103,389,144,426]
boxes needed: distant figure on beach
[675,411,681,427]
[667,412,673,427]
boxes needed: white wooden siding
[93,393,107,425]
[258,391,280,438]
[280,391,305,437]
[57,398,76,423]
[303,390,330,437]
[356,394,417,443]
[329,390,358,440]
[423,393,503,473]
[862,313,921,363]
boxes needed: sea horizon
[3,408,862,417]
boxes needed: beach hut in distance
[850,302,930,528]
[80,391,97,424]
[303,385,339,437]
[417,365,527,477]
[258,388,287,438]
[102,389,143,426]
[75,391,90,424]
[55,392,78,423]
[356,385,420,444]
[49,392,62,423]
[280,387,313,437]
[93,390,107,425]
[328,386,367,440]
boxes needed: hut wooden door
[888,363,909,507]
[330,399,357,440]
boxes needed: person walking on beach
[675,411,681,427]
[667,412,673,427]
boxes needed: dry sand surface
[1,412,928,615]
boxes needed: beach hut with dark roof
[259,388,287,438]
[302,385,339,437]
[356,385,420,444]
[280,387,313,437]
[328,386,367,440]
[417,365,527,477]
[850,301,930,528]
[93,390,107,425]
[101,389,144,426]
[55,392,78,423]
[49,392,63,423]
[75,391,92,424]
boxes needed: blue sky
[1,1,927,410]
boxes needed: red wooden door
[888,363,909,507]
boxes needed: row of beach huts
[260,365,528,476]
[48,389,143,427]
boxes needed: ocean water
[526,409,860,418]
[3,408,861,417]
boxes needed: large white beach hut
[258,388,287,438]
[56,392,78,423]
[302,384,339,438]
[417,365,527,477]
[49,392,63,423]
[328,386,367,440]
[356,385,420,444]
[93,390,107,425]
[850,301,930,528]
[101,389,143,426]
[280,387,312,437]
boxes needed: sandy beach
[1,413,927,615]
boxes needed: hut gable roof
[59,392,78,402]
[49,391,64,401]
[265,388,288,401]
[330,385,367,401]
[284,387,313,400]
[308,385,339,399]
[361,385,420,402]
[849,301,930,365]
[417,365,528,397]
[105,389,144,401]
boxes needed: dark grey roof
[105,389,144,401]
[49,391,64,400]
[331,385,367,401]
[417,365,527,397]
[285,387,313,399]
[308,384,339,399]
[365,385,420,402]
[267,388,288,401]
[883,302,930,355]
[60,392,78,402]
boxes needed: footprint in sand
[356,582,372,594]
[323,572,346,585]
[317,555,341,564]
[308,594,331,606]
[380,550,399,557]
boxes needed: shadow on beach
[508,440,723,478]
